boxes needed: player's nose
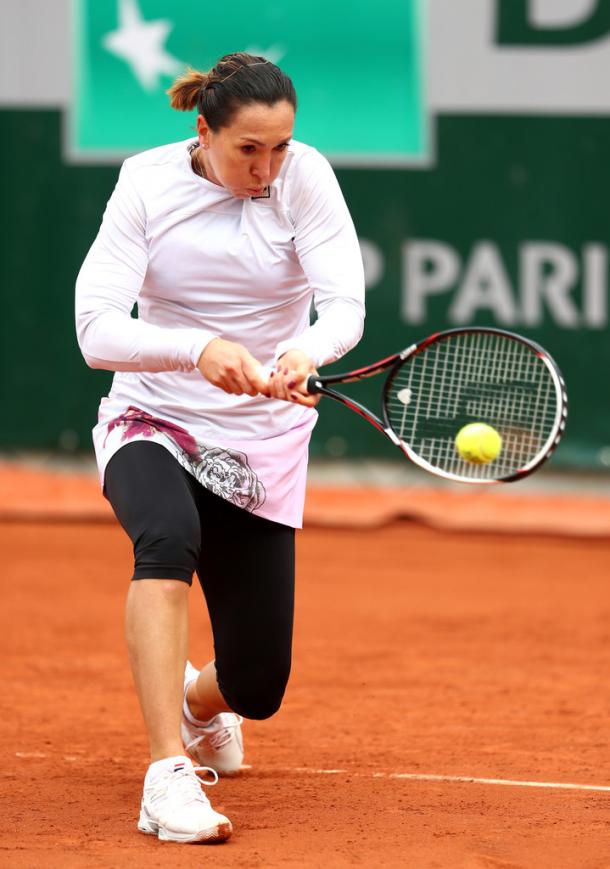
[251,154,272,183]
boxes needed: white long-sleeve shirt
[76,138,365,526]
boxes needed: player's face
[197,101,295,199]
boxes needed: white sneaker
[182,661,244,775]
[137,755,232,844]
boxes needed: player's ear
[196,114,210,148]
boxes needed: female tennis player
[75,52,364,844]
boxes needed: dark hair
[167,52,297,130]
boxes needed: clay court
[3,467,610,868]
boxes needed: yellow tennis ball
[455,423,502,464]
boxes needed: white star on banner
[102,0,184,91]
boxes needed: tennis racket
[295,327,567,484]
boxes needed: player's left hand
[268,350,320,407]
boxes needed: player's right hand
[197,338,270,397]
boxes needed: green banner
[2,109,609,469]
[3,3,610,470]
[71,0,427,165]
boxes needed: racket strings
[385,332,560,480]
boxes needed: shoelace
[148,765,219,809]
[187,714,244,752]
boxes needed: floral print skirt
[93,405,316,529]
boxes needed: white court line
[287,767,610,793]
[16,753,608,793]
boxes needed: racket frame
[307,327,568,484]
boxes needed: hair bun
[167,68,207,112]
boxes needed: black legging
[104,440,295,721]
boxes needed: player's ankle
[185,684,215,724]
[150,742,187,763]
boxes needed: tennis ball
[455,423,502,464]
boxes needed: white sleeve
[274,150,365,368]
[75,163,217,372]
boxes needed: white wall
[0,0,70,105]
[2,0,610,113]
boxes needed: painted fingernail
[287,380,296,389]
[270,371,275,378]
[283,367,289,375]
[290,393,299,401]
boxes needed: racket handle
[306,374,322,394]
[255,365,272,385]
[255,365,318,395]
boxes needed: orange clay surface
[3,520,610,868]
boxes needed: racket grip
[255,365,272,385]
[255,365,318,395]
[306,374,322,394]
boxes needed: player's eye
[275,143,289,152]
[240,145,256,154]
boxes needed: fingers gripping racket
[302,327,567,484]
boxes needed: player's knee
[221,666,291,720]
[229,688,286,721]
[145,578,190,598]
[133,516,200,582]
